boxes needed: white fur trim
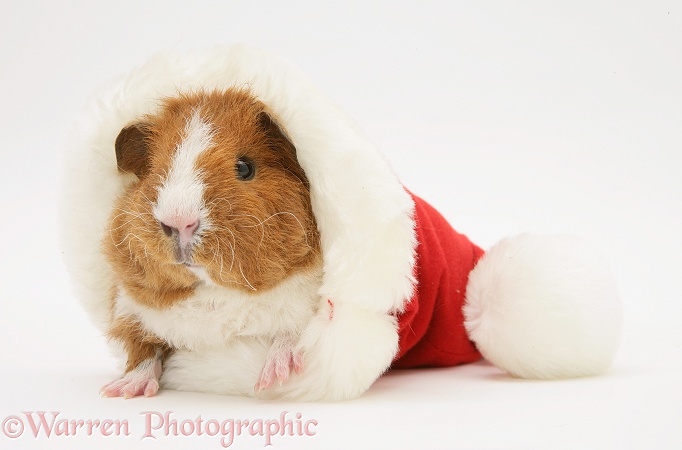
[463,234,622,379]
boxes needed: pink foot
[255,334,304,393]
[100,357,161,399]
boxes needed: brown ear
[257,110,310,189]
[257,111,297,157]
[115,123,151,178]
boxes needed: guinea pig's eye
[235,157,256,181]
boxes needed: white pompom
[464,234,622,379]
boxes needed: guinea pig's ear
[115,123,152,178]
[257,111,295,152]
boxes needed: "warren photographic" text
[2,410,318,448]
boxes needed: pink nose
[160,217,200,242]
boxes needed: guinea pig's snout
[159,216,201,262]
[159,217,200,240]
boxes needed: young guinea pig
[101,88,322,398]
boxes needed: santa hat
[61,45,622,400]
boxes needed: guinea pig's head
[105,88,320,297]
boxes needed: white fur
[115,268,322,350]
[60,45,416,399]
[162,301,400,401]
[464,234,622,379]
[162,338,268,397]
[154,111,213,228]
[185,265,216,286]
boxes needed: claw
[292,352,304,374]
[101,357,161,399]
[254,334,303,393]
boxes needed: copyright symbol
[2,416,24,439]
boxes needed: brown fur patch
[103,88,321,309]
[190,90,320,291]
[108,316,172,372]
[104,183,200,308]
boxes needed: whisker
[137,191,158,214]
[205,197,234,213]
[238,262,256,291]
[111,207,154,217]
[234,211,312,248]
[214,250,249,290]
[109,215,152,232]
[116,231,144,249]
[208,225,237,271]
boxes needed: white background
[1,1,681,449]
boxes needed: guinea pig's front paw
[254,334,303,393]
[100,357,162,399]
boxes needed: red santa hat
[61,45,622,400]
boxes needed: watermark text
[2,411,317,448]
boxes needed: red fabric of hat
[392,192,484,368]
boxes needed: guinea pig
[100,88,322,398]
